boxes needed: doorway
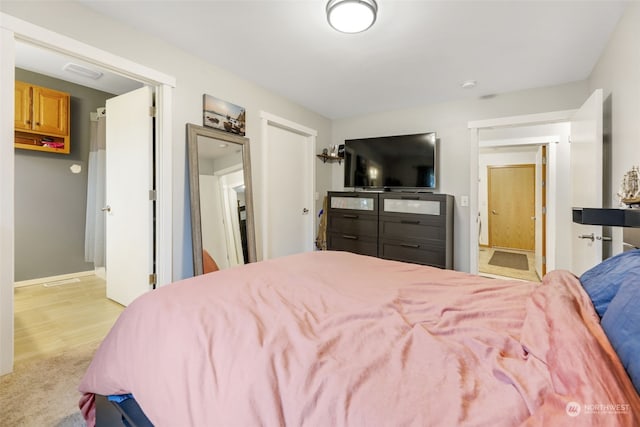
[260,112,317,260]
[478,144,544,282]
[1,16,175,375]
[469,90,605,281]
[13,56,151,360]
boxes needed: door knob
[578,233,594,241]
[491,210,497,214]
[302,208,309,214]
[101,205,111,213]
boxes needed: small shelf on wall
[316,153,343,164]
[572,207,640,227]
[15,131,70,154]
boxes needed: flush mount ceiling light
[63,62,103,80]
[327,0,378,33]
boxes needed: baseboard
[14,270,95,288]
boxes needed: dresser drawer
[327,233,378,257]
[328,192,378,215]
[328,213,378,237]
[379,216,445,242]
[379,239,447,268]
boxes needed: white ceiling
[15,41,143,95]
[19,1,629,119]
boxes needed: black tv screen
[343,132,437,190]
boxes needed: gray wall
[15,68,114,281]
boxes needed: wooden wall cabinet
[14,81,70,154]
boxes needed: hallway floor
[478,247,541,283]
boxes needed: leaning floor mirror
[187,123,257,275]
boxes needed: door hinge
[542,256,546,264]
[149,106,157,117]
[542,156,547,165]
[149,190,157,201]
[542,206,547,215]
[148,273,157,285]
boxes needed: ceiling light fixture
[327,0,378,34]
[63,62,103,80]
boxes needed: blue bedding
[580,249,640,394]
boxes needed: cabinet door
[32,86,69,136]
[14,81,32,131]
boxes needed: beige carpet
[0,343,97,426]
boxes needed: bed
[78,250,640,426]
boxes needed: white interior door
[570,89,603,276]
[105,86,154,306]
[264,122,315,259]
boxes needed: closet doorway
[260,112,317,260]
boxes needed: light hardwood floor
[478,247,541,282]
[14,275,124,365]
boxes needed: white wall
[332,82,588,271]
[588,2,640,254]
[0,1,333,280]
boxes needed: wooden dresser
[327,191,454,269]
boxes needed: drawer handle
[342,235,359,240]
[401,243,420,249]
[400,196,419,200]
[343,214,359,219]
[400,220,420,225]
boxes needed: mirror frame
[187,123,257,275]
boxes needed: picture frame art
[203,94,246,136]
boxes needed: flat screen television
[343,132,437,190]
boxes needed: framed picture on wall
[203,94,246,136]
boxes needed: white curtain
[85,113,106,267]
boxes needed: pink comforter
[79,251,640,426]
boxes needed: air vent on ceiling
[63,62,103,80]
